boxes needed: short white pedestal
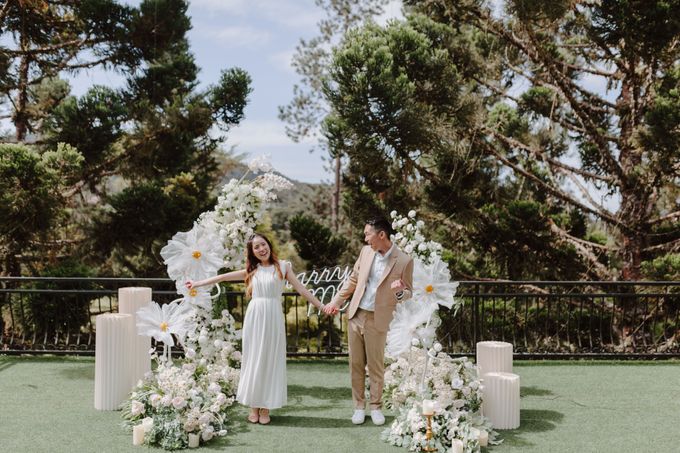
[476,340,513,376]
[482,372,520,429]
[94,313,133,410]
[118,287,152,384]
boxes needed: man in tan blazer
[324,216,413,425]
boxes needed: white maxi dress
[236,262,288,409]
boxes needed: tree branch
[480,139,624,228]
[486,127,616,184]
[548,219,615,279]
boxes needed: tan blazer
[332,245,414,332]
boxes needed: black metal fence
[1,277,679,358]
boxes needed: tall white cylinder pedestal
[482,372,520,429]
[476,341,513,376]
[94,313,133,410]
[118,287,152,385]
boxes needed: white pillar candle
[479,429,489,447]
[422,399,435,415]
[482,372,520,429]
[94,313,134,410]
[450,439,464,453]
[132,424,145,446]
[188,433,200,448]
[119,287,152,387]
[476,341,513,377]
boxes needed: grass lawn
[0,356,679,452]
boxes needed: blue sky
[67,0,403,183]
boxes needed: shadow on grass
[288,384,348,402]
[496,409,564,448]
[521,386,555,397]
[267,415,351,428]
[59,364,95,380]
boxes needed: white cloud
[201,25,272,48]
[221,120,327,182]
[268,49,296,74]
[375,0,404,26]
[190,0,322,30]
[224,120,315,148]
[190,0,250,15]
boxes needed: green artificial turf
[0,356,678,452]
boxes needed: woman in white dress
[186,233,325,424]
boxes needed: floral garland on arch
[382,211,499,452]
[121,155,293,450]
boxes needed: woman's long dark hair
[244,233,284,297]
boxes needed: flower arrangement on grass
[121,347,240,450]
[121,155,292,450]
[383,211,498,452]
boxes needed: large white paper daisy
[136,301,193,347]
[412,257,459,309]
[176,281,213,311]
[160,224,226,281]
[386,299,437,358]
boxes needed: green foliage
[1,0,253,277]
[641,254,680,280]
[0,143,82,247]
[323,0,680,279]
[289,214,348,268]
[23,259,95,336]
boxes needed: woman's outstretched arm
[284,263,325,310]
[186,269,247,289]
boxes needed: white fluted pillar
[482,372,520,429]
[118,287,152,385]
[94,313,133,410]
[476,341,513,376]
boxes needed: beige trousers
[348,308,387,410]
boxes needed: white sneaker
[351,409,365,424]
[370,409,385,425]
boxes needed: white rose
[202,426,215,441]
[172,396,187,410]
[198,335,208,345]
[130,400,145,416]
[433,342,443,352]
[149,394,161,408]
[198,413,212,425]
[390,210,397,218]
[161,395,172,407]
[418,243,427,252]
[213,339,223,349]
[408,210,416,218]
[185,348,196,359]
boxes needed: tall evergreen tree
[279,0,388,232]
[1,1,252,276]
[323,0,680,279]
[0,0,136,142]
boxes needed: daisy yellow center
[189,288,197,297]
[192,250,202,259]
[160,321,168,332]
[425,284,434,293]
